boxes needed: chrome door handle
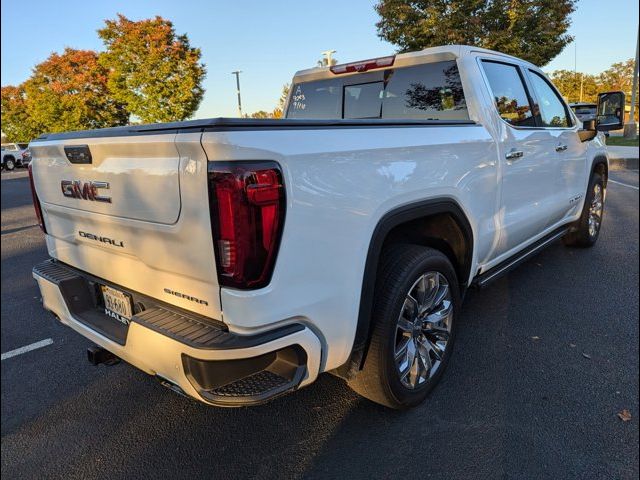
[505,150,524,161]
[555,144,568,152]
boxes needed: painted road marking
[1,338,53,361]
[609,179,639,190]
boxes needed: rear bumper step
[33,259,321,406]
[183,345,307,406]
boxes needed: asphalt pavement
[1,167,638,480]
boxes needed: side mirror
[596,91,625,132]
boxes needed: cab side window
[528,70,572,128]
[482,61,536,127]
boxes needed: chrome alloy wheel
[588,183,604,238]
[395,272,453,389]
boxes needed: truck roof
[292,45,537,83]
[36,44,521,142]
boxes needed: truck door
[480,60,563,258]
[523,68,588,228]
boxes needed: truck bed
[33,117,476,141]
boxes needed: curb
[609,158,639,170]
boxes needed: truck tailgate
[32,135,180,224]
[29,132,222,320]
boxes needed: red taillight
[208,161,285,289]
[27,163,46,233]
[330,55,395,74]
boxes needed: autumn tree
[2,48,127,141]
[98,14,206,123]
[271,84,290,118]
[247,84,291,119]
[375,0,576,66]
[248,110,271,119]
[24,48,128,134]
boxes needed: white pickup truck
[29,46,625,409]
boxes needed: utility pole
[231,71,243,117]
[574,42,578,104]
[624,27,639,138]
[321,50,336,67]
[579,73,584,103]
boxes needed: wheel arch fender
[590,154,608,186]
[335,198,475,379]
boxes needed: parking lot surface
[1,167,638,479]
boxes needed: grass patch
[606,136,639,147]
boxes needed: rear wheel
[348,245,460,409]
[563,172,605,248]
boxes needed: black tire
[348,245,460,409]
[563,172,605,248]
[3,156,16,171]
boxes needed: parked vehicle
[1,143,29,170]
[569,102,598,128]
[20,148,32,167]
[28,45,624,409]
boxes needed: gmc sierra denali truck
[29,46,625,409]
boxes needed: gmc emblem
[61,180,112,203]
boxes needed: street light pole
[231,71,243,118]
[579,73,584,103]
[623,28,639,138]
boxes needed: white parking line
[609,179,639,190]
[1,338,53,361]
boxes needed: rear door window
[382,61,468,120]
[482,61,536,127]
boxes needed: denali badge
[79,231,124,248]
[569,194,583,205]
[164,288,209,306]
[61,180,111,203]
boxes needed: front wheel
[348,245,460,409]
[3,156,16,171]
[563,172,605,248]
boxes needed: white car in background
[1,143,30,170]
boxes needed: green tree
[598,59,637,94]
[598,59,639,121]
[98,14,206,123]
[1,85,38,142]
[548,70,599,103]
[375,0,577,66]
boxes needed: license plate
[101,285,133,325]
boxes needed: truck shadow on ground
[2,194,638,479]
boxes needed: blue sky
[1,0,638,118]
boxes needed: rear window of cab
[287,60,469,121]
